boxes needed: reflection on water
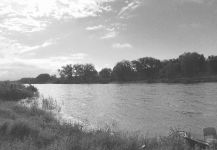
[34,83,217,137]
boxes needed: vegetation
[0,82,191,150]
[0,73,204,150]
[35,74,51,83]
[99,68,112,83]
[18,52,217,84]
[58,64,98,83]
[0,82,38,101]
[0,98,187,150]
[112,60,135,82]
[207,56,217,74]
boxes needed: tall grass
[0,82,38,101]
[0,84,187,150]
[0,98,188,150]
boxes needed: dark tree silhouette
[133,57,161,79]
[58,64,98,83]
[160,59,181,79]
[19,78,36,84]
[207,56,217,74]
[112,60,135,81]
[99,68,112,83]
[58,64,73,81]
[36,74,51,83]
[83,64,98,83]
[18,52,217,84]
[72,64,85,82]
[179,52,206,77]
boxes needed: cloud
[0,52,88,80]
[0,63,48,81]
[175,0,213,4]
[0,17,48,33]
[19,40,53,54]
[112,43,132,48]
[100,27,118,39]
[86,24,122,39]
[0,0,115,33]
[101,31,117,39]
[0,33,86,68]
[0,0,114,19]
[0,36,53,57]
[86,25,104,31]
[19,53,88,70]
[118,0,143,19]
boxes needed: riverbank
[156,75,217,84]
[0,99,188,150]
[18,75,217,84]
[107,75,217,84]
[0,83,188,150]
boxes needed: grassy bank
[0,83,187,150]
[0,82,38,101]
[0,101,187,150]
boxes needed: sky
[1,0,217,80]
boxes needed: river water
[34,83,217,137]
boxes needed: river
[34,83,217,137]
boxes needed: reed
[0,99,187,150]
[0,83,186,150]
[0,82,38,101]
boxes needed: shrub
[41,97,61,112]
[7,121,39,140]
[0,109,16,120]
[0,82,38,101]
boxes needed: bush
[0,82,38,101]
[9,121,39,140]
[0,120,39,140]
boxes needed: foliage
[112,60,135,81]
[0,100,187,150]
[19,78,36,84]
[0,82,38,101]
[82,64,98,83]
[17,52,217,83]
[178,52,206,77]
[207,56,217,74]
[160,59,181,79]
[133,57,161,79]
[36,74,51,83]
[99,68,112,83]
[57,64,98,83]
[58,64,73,81]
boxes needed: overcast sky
[1,0,217,80]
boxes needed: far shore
[18,75,217,84]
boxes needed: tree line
[19,52,217,84]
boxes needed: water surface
[34,83,217,137]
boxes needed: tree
[72,64,85,82]
[58,64,98,83]
[160,59,181,79]
[179,52,206,77]
[131,60,140,80]
[19,78,36,84]
[36,74,51,83]
[134,57,161,79]
[99,68,112,83]
[50,74,58,83]
[112,60,135,81]
[83,64,98,83]
[58,64,73,81]
[71,64,98,83]
[207,56,217,74]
